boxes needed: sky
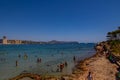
[0,0,120,42]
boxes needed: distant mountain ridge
[47,40,79,44]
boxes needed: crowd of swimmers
[16,53,43,67]
[16,53,28,67]
[14,52,77,77]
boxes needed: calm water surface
[0,43,95,80]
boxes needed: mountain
[47,40,79,44]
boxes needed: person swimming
[24,53,28,60]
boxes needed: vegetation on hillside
[108,40,120,56]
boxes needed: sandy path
[71,54,118,80]
[87,56,118,80]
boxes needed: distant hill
[47,40,79,44]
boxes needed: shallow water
[0,43,95,80]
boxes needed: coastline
[9,42,119,80]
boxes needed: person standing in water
[60,63,64,72]
[64,61,68,67]
[18,54,21,58]
[16,60,18,67]
[73,56,76,62]
[37,58,41,63]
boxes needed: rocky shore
[71,53,118,80]
[68,41,119,80]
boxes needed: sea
[0,43,95,80]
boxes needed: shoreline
[9,53,99,80]
[9,53,96,80]
[9,42,119,80]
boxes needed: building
[7,40,22,44]
[3,36,8,44]
[0,36,8,44]
[0,36,43,44]
[0,36,22,44]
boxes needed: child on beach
[86,72,93,80]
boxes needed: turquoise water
[0,43,95,80]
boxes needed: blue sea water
[0,43,95,80]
